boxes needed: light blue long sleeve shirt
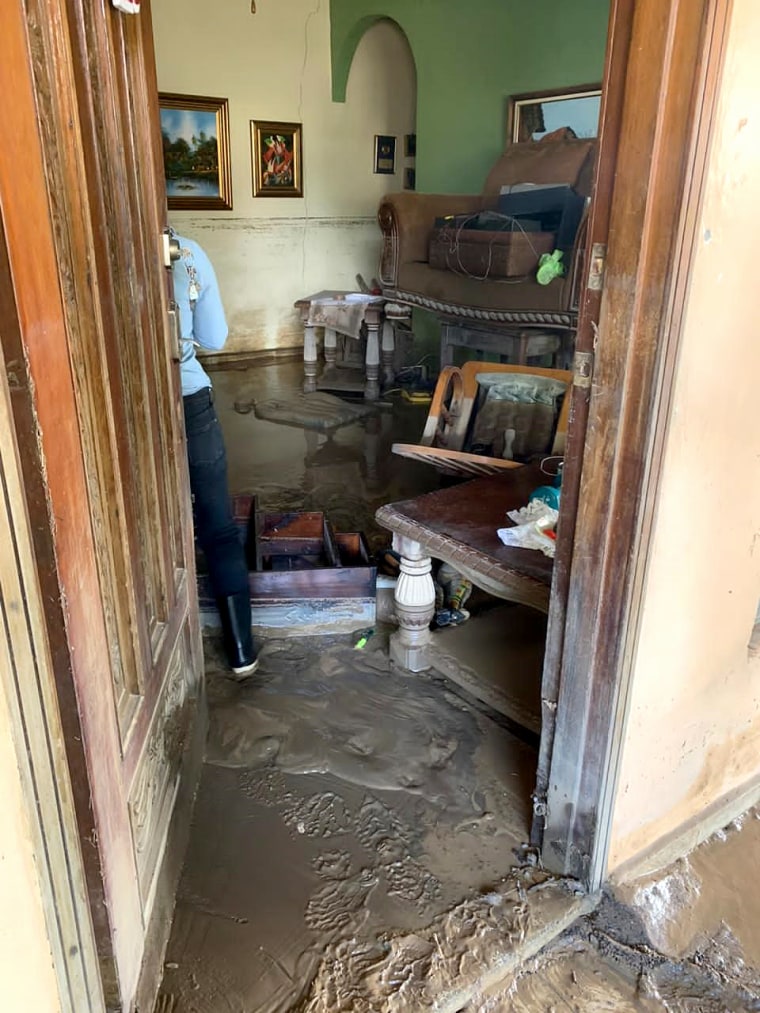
[171,235,228,396]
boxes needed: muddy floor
[156,364,760,1010]
[157,629,760,1011]
[157,632,543,1011]
[157,636,760,1011]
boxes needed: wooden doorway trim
[0,227,104,1011]
[539,0,733,886]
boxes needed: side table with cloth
[294,290,391,400]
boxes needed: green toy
[536,249,566,286]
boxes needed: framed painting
[159,93,232,210]
[374,135,396,175]
[251,121,303,198]
[507,84,602,144]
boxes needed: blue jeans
[183,387,249,598]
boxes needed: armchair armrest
[377,192,483,287]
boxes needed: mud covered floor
[157,364,760,1010]
[158,629,760,1011]
[158,633,543,1011]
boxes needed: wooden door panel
[3,0,203,1005]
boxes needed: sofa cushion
[397,261,572,314]
[482,137,597,198]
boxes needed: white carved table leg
[390,534,435,672]
[381,319,395,387]
[303,324,318,393]
[365,319,381,401]
[323,326,338,374]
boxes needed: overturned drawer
[244,502,377,602]
[197,498,377,634]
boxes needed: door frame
[0,1,738,1008]
[539,0,733,887]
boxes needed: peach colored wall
[0,673,61,1011]
[151,4,416,355]
[608,0,760,873]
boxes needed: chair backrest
[481,135,597,199]
[447,361,573,460]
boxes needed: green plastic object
[536,249,566,286]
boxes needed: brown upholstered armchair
[377,134,597,333]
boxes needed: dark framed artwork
[404,133,417,158]
[507,84,602,144]
[159,93,232,210]
[404,168,416,191]
[374,135,396,174]
[251,120,303,198]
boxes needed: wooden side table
[375,468,552,672]
[294,290,392,400]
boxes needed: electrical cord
[441,211,546,284]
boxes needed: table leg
[381,320,395,387]
[323,327,338,374]
[365,320,381,400]
[303,324,318,393]
[440,323,455,368]
[389,534,435,672]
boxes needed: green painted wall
[331,0,610,193]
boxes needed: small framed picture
[374,135,396,175]
[404,133,417,158]
[159,93,232,210]
[404,168,416,191]
[251,120,303,198]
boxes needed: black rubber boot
[217,592,258,676]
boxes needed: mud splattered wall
[330,0,611,194]
[151,4,415,356]
[608,0,760,876]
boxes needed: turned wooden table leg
[365,319,381,401]
[303,324,318,393]
[389,534,435,672]
[323,326,338,374]
[381,319,395,387]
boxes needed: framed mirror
[508,84,602,144]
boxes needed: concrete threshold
[432,879,600,1013]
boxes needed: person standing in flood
[172,231,257,676]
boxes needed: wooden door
[0,0,202,1008]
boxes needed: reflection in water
[211,362,441,554]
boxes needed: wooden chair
[393,361,572,478]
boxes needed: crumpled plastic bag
[497,501,559,558]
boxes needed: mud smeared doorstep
[156,633,577,1012]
